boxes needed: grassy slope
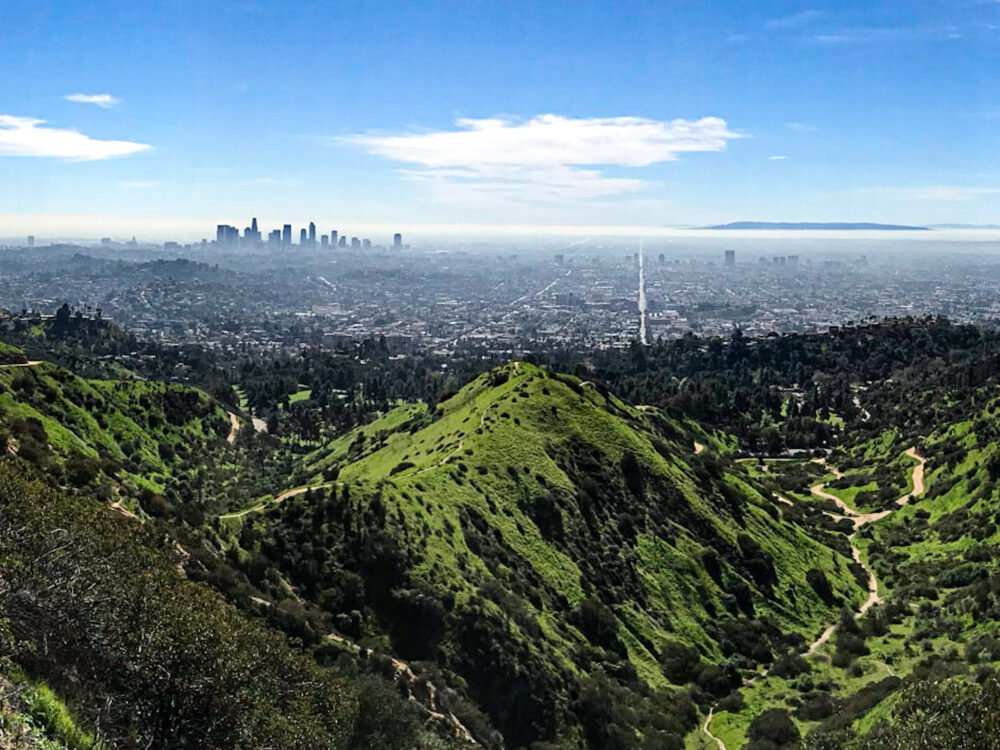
[0,669,95,750]
[0,356,229,501]
[702,414,1000,748]
[275,363,863,704]
[697,436,918,748]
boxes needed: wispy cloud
[0,115,150,160]
[812,23,972,45]
[343,114,741,203]
[786,122,817,132]
[768,155,788,161]
[234,176,299,188]
[765,10,823,30]
[65,93,120,109]
[858,185,1000,201]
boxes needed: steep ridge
[236,362,866,748]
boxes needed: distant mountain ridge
[703,221,929,231]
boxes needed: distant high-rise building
[321,235,329,248]
[26,235,34,249]
[300,228,308,245]
[243,216,261,244]
[725,249,735,266]
[658,253,665,263]
[101,237,112,247]
[351,237,361,249]
[308,221,316,245]
[338,235,347,248]
[268,229,281,245]
[555,254,564,264]
[331,230,338,247]
[393,232,402,249]
[787,255,799,266]
[216,224,239,247]
[362,238,372,249]
[282,224,292,245]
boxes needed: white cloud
[768,155,788,161]
[765,10,822,30]
[343,114,740,204]
[858,185,1000,201]
[65,93,120,109]
[0,115,150,161]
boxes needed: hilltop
[230,362,866,748]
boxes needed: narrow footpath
[702,447,926,748]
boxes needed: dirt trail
[702,447,927,748]
[109,499,139,520]
[417,374,512,475]
[219,482,338,519]
[694,441,706,455]
[326,632,478,744]
[811,456,845,479]
[226,411,240,443]
[0,360,43,369]
[702,707,726,750]
[806,447,926,641]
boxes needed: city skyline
[3,0,1000,237]
[214,216,400,250]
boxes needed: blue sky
[2,0,1000,238]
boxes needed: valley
[3,316,1000,749]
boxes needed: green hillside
[11,323,1000,748]
[230,362,866,748]
[684,402,1000,749]
[0,459,468,750]
[0,353,229,505]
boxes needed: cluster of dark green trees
[540,317,1000,452]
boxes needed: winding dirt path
[0,360,43,368]
[694,441,706,455]
[807,447,925,625]
[702,447,927,748]
[417,374,513,475]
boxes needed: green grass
[701,428,993,748]
[0,358,230,506]
[251,362,864,704]
[289,387,312,403]
[3,670,101,750]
